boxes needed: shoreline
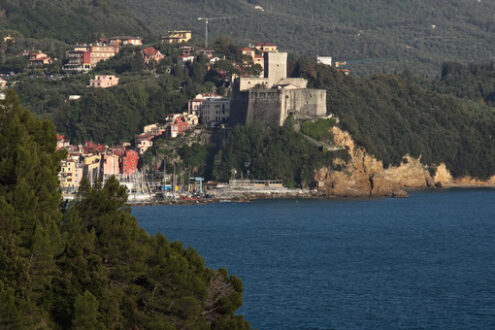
[127,184,495,207]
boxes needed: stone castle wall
[231,88,327,126]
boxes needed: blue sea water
[132,189,495,329]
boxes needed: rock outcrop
[315,127,434,197]
[433,163,495,187]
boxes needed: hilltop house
[64,43,120,72]
[107,36,142,46]
[162,30,192,44]
[89,75,119,88]
[142,47,164,64]
[20,50,54,67]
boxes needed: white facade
[317,56,332,66]
[201,98,230,126]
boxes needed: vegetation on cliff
[0,92,249,329]
[293,58,495,179]
[144,121,349,188]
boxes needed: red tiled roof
[142,47,158,56]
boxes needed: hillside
[0,92,249,329]
[116,0,495,75]
[0,0,149,43]
[293,59,495,179]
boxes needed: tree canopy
[0,92,249,329]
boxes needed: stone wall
[231,88,327,126]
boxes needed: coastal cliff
[315,127,434,197]
[316,127,495,197]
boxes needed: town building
[135,134,154,155]
[89,75,119,88]
[83,141,106,154]
[162,30,192,44]
[255,42,278,53]
[317,56,332,66]
[101,154,120,177]
[142,47,164,64]
[108,36,143,46]
[180,46,195,56]
[63,43,119,72]
[187,93,223,116]
[200,98,230,126]
[121,149,139,175]
[26,51,54,67]
[178,55,195,65]
[196,48,214,59]
[167,118,188,138]
[56,134,71,150]
[59,158,82,191]
[83,154,101,182]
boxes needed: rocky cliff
[316,127,495,197]
[433,164,495,187]
[315,127,434,197]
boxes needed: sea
[132,189,495,329]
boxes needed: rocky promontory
[316,127,495,198]
[315,127,433,198]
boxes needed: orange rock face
[315,127,434,197]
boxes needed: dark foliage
[294,59,495,179]
[0,93,249,329]
[0,0,150,43]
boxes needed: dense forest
[1,0,495,74]
[0,0,149,43]
[0,92,249,329]
[291,59,495,179]
[117,0,495,74]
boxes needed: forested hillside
[424,62,495,105]
[292,59,495,179]
[0,92,249,329]
[117,0,495,74]
[0,0,149,42]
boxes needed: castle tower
[264,52,287,88]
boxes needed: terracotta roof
[142,47,159,56]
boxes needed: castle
[230,52,327,126]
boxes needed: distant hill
[0,0,149,43]
[116,0,495,74]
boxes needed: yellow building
[59,159,81,191]
[162,30,192,44]
[83,154,101,182]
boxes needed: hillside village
[2,30,336,200]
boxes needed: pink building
[89,75,119,88]
[101,154,120,177]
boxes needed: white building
[201,98,230,126]
[317,56,332,66]
[187,93,223,116]
[89,75,119,88]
